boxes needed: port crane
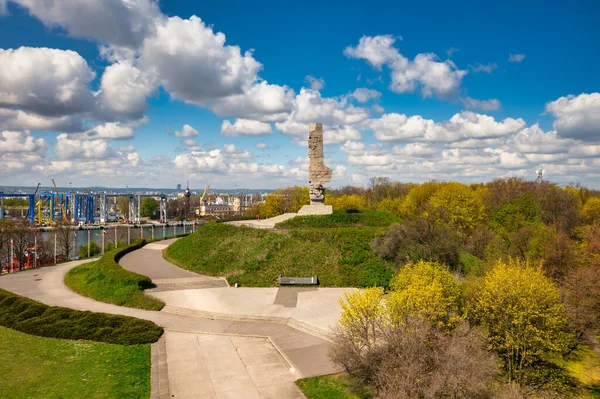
[51,178,69,223]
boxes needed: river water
[38,224,197,254]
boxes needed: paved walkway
[0,255,342,398]
[119,238,229,291]
[226,213,297,229]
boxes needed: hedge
[0,288,163,345]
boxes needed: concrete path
[119,238,229,291]
[226,213,297,229]
[0,259,342,399]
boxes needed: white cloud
[0,130,46,155]
[351,88,381,103]
[210,81,294,122]
[55,134,117,159]
[222,143,252,159]
[461,97,501,111]
[139,16,262,106]
[305,75,325,91]
[507,124,573,154]
[323,125,362,145]
[98,61,156,119]
[508,53,525,63]
[289,88,370,125]
[173,124,199,138]
[9,0,162,48]
[426,112,526,142]
[367,113,432,142]
[393,142,438,157]
[221,119,272,136]
[0,47,95,116]
[470,62,498,74]
[344,35,467,99]
[0,109,83,132]
[119,145,135,152]
[371,104,385,114]
[545,92,600,141]
[256,143,267,149]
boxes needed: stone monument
[298,122,333,215]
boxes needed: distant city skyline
[0,1,599,188]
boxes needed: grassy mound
[276,209,400,229]
[65,240,164,311]
[0,326,150,399]
[164,222,394,288]
[0,288,163,345]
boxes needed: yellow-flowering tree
[428,182,486,235]
[337,287,386,352]
[466,259,572,382]
[387,260,461,329]
[582,196,600,224]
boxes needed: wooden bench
[278,275,319,285]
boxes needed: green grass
[65,240,165,311]
[295,373,371,399]
[0,326,150,399]
[0,288,163,345]
[164,222,395,288]
[276,209,400,229]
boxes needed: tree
[372,216,460,268]
[562,265,600,341]
[55,222,75,260]
[140,197,158,218]
[117,197,130,219]
[401,181,442,215]
[326,194,366,211]
[582,196,600,224]
[428,182,486,236]
[467,259,572,383]
[387,260,461,329]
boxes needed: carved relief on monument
[308,123,332,204]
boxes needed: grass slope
[165,221,395,288]
[0,326,150,399]
[295,373,370,399]
[65,241,164,311]
[276,209,400,229]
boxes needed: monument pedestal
[298,204,333,216]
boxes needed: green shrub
[0,288,162,345]
[78,240,102,259]
[65,240,164,310]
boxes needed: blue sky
[0,0,599,189]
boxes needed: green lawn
[65,241,164,311]
[276,209,400,229]
[164,222,394,288]
[0,326,150,399]
[295,373,371,399]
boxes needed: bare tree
[55,222,75,260]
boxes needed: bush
[0,288,163,345]
[78,240,102,259]
[65,240,164,311]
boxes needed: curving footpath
[0,239,344,399]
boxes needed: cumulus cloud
[461,97,501,111]
[508,53,525,63]
[0,47,95,116]
[55,134,117,159]
[0,109,83,132]
[0,130,46,154]
[210,81,294,122]
[97,61,156,119]
[305,75,325,91]
[289,88,370,125]
[351,88,381,103]
[256,143,267,149]
[8,0,162,48]
[545,92,600,141]
[220,119,272,136]
[344,35,467,99]
[139,16,262,106]
[173,124,199,138]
